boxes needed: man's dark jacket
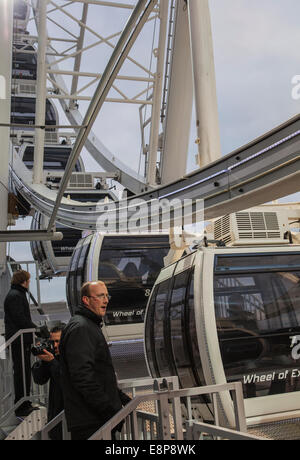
[59,306,131,431]
[4,284,36,344]
[32,357,64,440]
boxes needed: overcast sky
[210,0,300,157]
[8,0,300,302]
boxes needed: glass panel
[216,253,300,272]
[66,237,91,314]
[75,239,91,307]
[11,98,56,127]
[144,286,159,377]
[23,146,80,172]
[169,271,196,387]
[14,1,28,19]
[46,101,57,123]
[65,193,112,203]
[66,244,82,313]
[214,266,300,398]
[153,280,171,377]
[13,51,36,66]
[98,237,169,325]
[52,228,82,258]
[186,272,207,388]
[12,46,37,80]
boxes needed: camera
[31,324,55,357]
[31,340,55,357]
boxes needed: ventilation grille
[214,215,231,243]
[44,132,59,144]
[19,83,36,95]
[236,212,281,239]
[214,210,284,246]
[68,173,93,189]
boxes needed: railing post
[232,382,247,433]
[20,333,27,399]
[172,393,183,440]
[157,393,172,440]
[62,414,71,440]
[130,410,139,440]
[101,427,112,440]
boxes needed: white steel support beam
[187,0,221,167]
[0,0,13,275]
[147,0,169,187]
[0,230,63,243]
[33,0,48,185]
[160,0,193,185]
[49,69,155,82]
[70,2,89,110]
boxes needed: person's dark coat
[59,305,131,432]
[4,284,36,344]
[32,357,64,440]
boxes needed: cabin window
[98,237,169,325]
[153,280,172,377]
[52,227,82,258]
[214,253,300,398]
[169,270,197,387]
[67,237,91,314]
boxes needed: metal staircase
[0,408,47,441]
[0,329,49,440]
[40,376,263,441]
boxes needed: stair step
[0,428,7,441]
[3,408,47,440]
[0,413,22,440]
[0,425,19,438]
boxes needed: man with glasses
[59,281,131,440]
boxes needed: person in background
[32,325,65,440]
[59,281,131,440]
[4,270,37,417]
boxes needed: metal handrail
[40,410,71,440]
[0,328,36,353]
[188,421,266,441]
[40,376,180,440]
[39,377,266,441]
[89,381,250,441]
[0,328,49,424]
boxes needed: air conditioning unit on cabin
[44,131,59,144]
[213,208,289,246]
[12,81,36,96]
[68,173,94,189]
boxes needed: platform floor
[248,418,300,440]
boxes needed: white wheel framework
[24,0,168,193]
